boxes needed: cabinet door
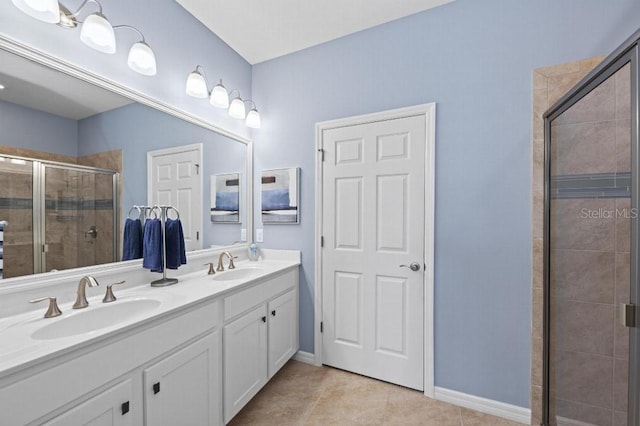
[268,289,297,377]
[44,379,133,426]
[223,305,268,423]
[144,331,221,426]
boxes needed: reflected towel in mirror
[122,218,143,261]
[142,218,163,272]
[165,218,186,269]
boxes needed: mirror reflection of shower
[0,154,118,279]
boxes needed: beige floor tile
[383,386,462,426]
[460,407,521,425]
[230,361,523,426]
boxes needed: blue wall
[251,0,640,407]
[0,100,78,156]
[78,103,247,247]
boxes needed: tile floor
[228,360,523,426]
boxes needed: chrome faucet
[73,276,99,309]
[216,251,237,272]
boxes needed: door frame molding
[147,143,204,250]
[314,103,436,397]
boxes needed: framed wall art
[210,173,240,223]
[261,167,299,224]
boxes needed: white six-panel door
[321,114,427,391]
[148,144,202,252]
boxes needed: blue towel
[142,218,163,272]
[122,218,143,261]
[165,218,187,269]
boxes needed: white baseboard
[434,387,531,424]
[293,350,315,365]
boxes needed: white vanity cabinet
[267,289,297,377]
[0,257,300,426]
[0,301,222,426]
[145,331,221,426]
[44,379,134,426]
[222,268,299,423]
[223,305,269,421]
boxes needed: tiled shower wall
[0,147,121,278]
[532,57,631,425]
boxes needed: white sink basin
[31,298,162,340]
[211,267,263,282]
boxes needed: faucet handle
[29,297,62,318]
[102,281,126,303]
[228,256,238,270]
[203,263,216,275]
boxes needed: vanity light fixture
[245,103,261,129]
[186,66,209,98]
[115,25,157,76]
[210,80,230,108]
[11,0,157,76]
[10,0,60,24]
[228,90,246,120]
[80,10,116,54]
[185,66,261,128]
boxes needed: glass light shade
[11,0,60,23]
[186,71,208,98]
[229,97,246,119]
[127,42,156,76]
[80,13,116,54]
[246,108,261,129]
[210,83,229,108]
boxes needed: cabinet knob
[121,401,130,415]
[261,316,267,323]
[271,310,276,317]
[153,382,160,394]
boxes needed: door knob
[400,262,421,272]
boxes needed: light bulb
[11,0,60,23]
[128,42,156,76]
[185,70,208,98]
[229,97,246,119]
[80,13,116,54]
[246,108,261,129]
[210,81,229,108]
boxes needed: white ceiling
[176,0,455,64]
[0,50,132,121]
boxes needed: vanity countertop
[0,251,300,381]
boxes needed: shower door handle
[620,303,637,328]
[85,226,98,238]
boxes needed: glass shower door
[0,157,34,279]
[546,59,633,425]
[42,165,116,273]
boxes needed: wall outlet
[240,228,246,241]
[256,228,264,243]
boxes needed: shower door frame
[543,29,640,426]
[33,160,119,273]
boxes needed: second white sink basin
[31,298,162,340]
[211,267,263,282]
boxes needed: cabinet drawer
[223,269,296,321]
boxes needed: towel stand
[127,205,157,222]
[150,205,180,287]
